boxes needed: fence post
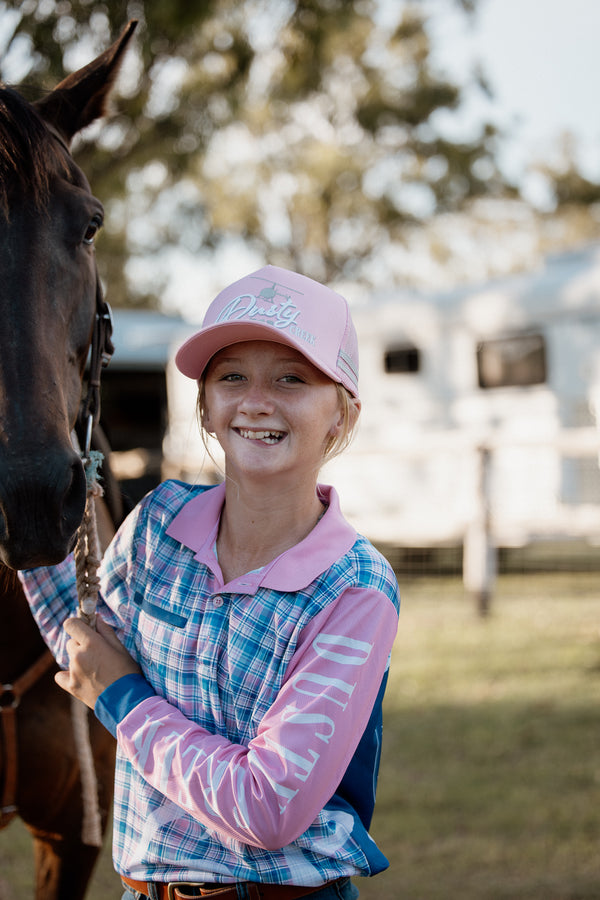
[463,445,496,616]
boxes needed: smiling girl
[19,266,400,900]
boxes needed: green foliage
[0,0,511,306]
[537,134,600,209]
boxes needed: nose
[238,381,276,415]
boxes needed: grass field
[1,571,599,899]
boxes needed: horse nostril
[59,455,87,540]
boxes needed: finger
[54,669,72,692]
[96,616,130,653]
[54,669,93,709]
[63,616,94,641]
[96,616,118,642]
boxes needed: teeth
[239,429,284,444]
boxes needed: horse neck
[0,565,48,681]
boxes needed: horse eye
[83,215,103,245]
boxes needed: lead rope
[74,450,104,629]
[71,296,114,847]
[72,445,105,847]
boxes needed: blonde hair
[195,377,358,467]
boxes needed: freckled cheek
[204,392,237,425]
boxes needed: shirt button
[212,596,224,607]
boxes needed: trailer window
[384,344,421,374]
[477,333,546,389]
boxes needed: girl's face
[203,340,344,485]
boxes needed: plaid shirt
[20,480,399,887]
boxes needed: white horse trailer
[321,245,600,599]
[100,310,196,505]
[107,246,600,596]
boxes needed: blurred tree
[536,133,600,209]
[0,0,513,307]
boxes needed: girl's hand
[55,616,141,709]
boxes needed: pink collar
[166,482,357,592]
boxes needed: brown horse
[0,22,136,899]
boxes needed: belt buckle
[167,883,209,899]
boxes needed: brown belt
[121,874,334,900]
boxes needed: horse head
[0,21,137,569]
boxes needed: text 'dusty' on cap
[175,265,359,397]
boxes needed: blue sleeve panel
[95,673,155,737]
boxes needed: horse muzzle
[0,447,87,569]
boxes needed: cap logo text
[216,292,301,330]
[216,283,317,348]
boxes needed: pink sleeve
[116,586,398,850]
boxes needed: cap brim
[175,320,340,384]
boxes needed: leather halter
[44,122,116,458]
[0,649,56,827]
[79,281,115,457]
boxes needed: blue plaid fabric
[20,481,399,887]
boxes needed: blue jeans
[121,877,360,900]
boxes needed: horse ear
[34,20,138,145]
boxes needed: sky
[431,0,600,205]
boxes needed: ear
[329,394,360,439]
[348,396,361,427]
[34,20,137,146]
[201,403,213,434]
[335,396,360,430]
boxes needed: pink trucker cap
[175,265,359,397]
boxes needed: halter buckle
[99,300,114,367]
[0,684,19,709]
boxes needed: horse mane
[0,85,69,217]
